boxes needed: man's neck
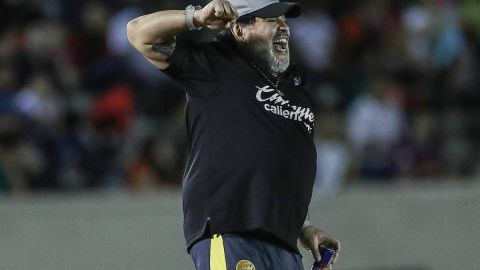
[253,59,279,78]
[234,44,273,76]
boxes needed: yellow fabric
[210,234,227,270]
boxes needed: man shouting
[127,0,340,269]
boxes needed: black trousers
[190,234,304,270]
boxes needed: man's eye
[264,18,287,24]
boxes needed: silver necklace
[251,62,284,96]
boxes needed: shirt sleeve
[162,38,219,99]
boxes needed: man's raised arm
[126,0,238,70]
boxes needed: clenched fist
[194,0,239,29]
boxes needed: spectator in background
[0,116,45,193]
[429,2,467,69]
[14,73,63,127]
[314,112,350,194]
[290,1,337,75]
[347,76,406,181]
[402,1,434,67]
[84,84,134,188]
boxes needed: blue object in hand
[311,246,335,269]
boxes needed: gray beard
[242,39,290,74]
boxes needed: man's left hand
[299,226,341,269]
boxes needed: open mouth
[272,36,289,53]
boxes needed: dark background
[1,0,480,194]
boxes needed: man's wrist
[193,9,204,28]
[185,5,203,30]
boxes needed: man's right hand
[194,0,239,30]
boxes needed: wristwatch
[185,5,202,30]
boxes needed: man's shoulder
[178,36,233,51]
[179,37,238,67]
[200,38,235,55]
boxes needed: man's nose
[277,19,289,34]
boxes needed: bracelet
[185,5,202,30]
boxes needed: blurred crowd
[0,0,479,194]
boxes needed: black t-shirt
[162,37,317,253]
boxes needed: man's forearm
[126,9,202,68]
[127,10,186,47]
[126,0,237,69]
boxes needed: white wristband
[185,5,202,30]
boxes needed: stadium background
[1,0,479,269]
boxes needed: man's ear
[231,23,246,43]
